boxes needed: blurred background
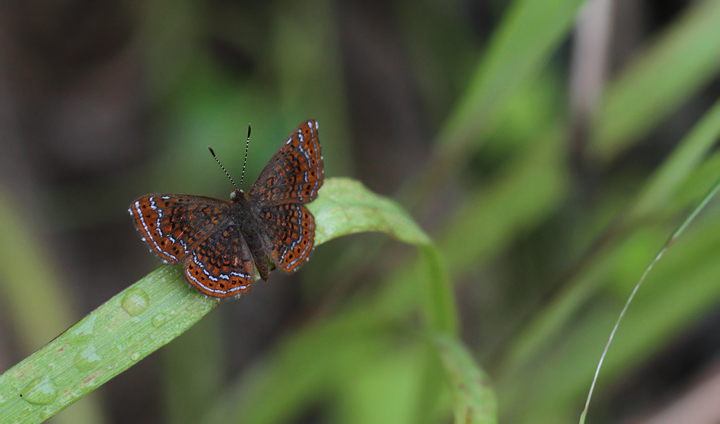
[2,0,720,423]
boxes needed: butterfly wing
[129,194,232,264]
[130,120,324,293]
[247,120,323,207]
[247,120,323,272]
[257,203,315,272]
[185,223,255,298]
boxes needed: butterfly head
[230,189,245,202]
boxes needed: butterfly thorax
[228,188,271,281]
[228,189,262,239]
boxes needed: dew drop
[130,352,141,361]
[74,344,101,372]
[20,376,57,405]
[72,315,97,337]
[121,288,150,317]
[151,314,166,328]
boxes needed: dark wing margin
[247,120,324,207]
[129,194,231,264]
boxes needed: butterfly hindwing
[185,224,255,298]
[248,120,323,207]
[129,194,232,263]
[259,203,315,272]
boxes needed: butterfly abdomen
[231,196,270,281]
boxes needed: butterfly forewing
[129,195,232,263]
[247,120,323,273]
[185,224,255,297]
[248,120,323,207]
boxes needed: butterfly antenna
[240,124,251,188]
[208,147,239,190]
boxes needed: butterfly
[129,120,323,298]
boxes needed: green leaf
[190,179,470,424]
[0,177,448,424]
[0,265,217,424]
[337,343,443,424]
[308,178,431,246]
[196,268,468,424]
[418,244,458,336]
[432,334,497,424]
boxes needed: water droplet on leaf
[151,314,166,328]
[121,288,150,317]
[21,376,57,405]
[74,344,101,371]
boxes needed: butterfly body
[228,189,274,281]
[130,120,323,298]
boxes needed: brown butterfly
[129,120,323,298]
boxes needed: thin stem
[579,177,720,423]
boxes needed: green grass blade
[502,99,720,379]
[0,189,104,424]
[440,124,568,272]
[590,0,720,160]
[0,177,443,424]
[0,265,218,423]
[272,0,354,178]
[308,177,431,246]
[630,99,720,220]
[0,190,76,353]
[579,176,720,423]
[432,334,497,424]
[440,0,585,152]
[195,180,472,424]
[419,244,458,336]
[309,179,457,335]
[502,218,720,423]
